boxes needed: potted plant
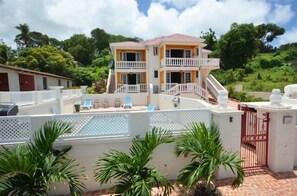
[74,103,80,112]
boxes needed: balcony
[115,61,146,69]
[115,84,147,93]
[161,58,220,69]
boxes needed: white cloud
[279,27,297,45]
[268,4,294,24]
[0,0,295,48]
[154,0,199,10]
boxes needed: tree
[91,48,113,67]
[175,122,244,194]
[217,23,259,69]
[256,23,285,53]
[12,45,76,77]
[63,34,95,65]
[91,28,110,53]
[15,23,31,49]
[0,41,15,64]
[94,128,174,195]
[29,31,50,47]
[0,120,85,195]
[201,28,217,51]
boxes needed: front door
[19,74,35,91]
[0,73,9,91]
[128,73,136,84]
[171,72,181,83]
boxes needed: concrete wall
[158,94,211,110]
[212,109,243,179]
[246,92,272,101]
[147,46,162,90]
[257,108,297,172]
[82,93,148,107]
[49,138,192,195]
[295,127,297,166]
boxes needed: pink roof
[110,33,203,47]
[144,33,202,44]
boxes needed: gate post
[258,107,297,172]
[212,109,243,179]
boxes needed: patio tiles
[215,167,297,196]
[84,167,297,195]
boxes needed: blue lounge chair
[123,96,132,109]
[81,98,92,110]
[146,103,155,111]
[51,106,58,114]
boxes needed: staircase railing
[106,69,113,93]
[165,83,209,101]
[207,74,227,99]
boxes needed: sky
[0,0,296,48]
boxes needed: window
[166,49,170,58]
[196,48,200,56]
[120,52,127,61]
[136,74,142,84]
[153,47,158,55]
[166,72,170,83]
[185,72,191,83]
[136,53,141,61]
[121,74,127,84]
[185,50,191,58]
[196,71,199,78]
[154,70,158,78]
[42,77,47,89]
[58,79,61,86]
[67,81,70,88]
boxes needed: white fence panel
[41,90,57,102]
[10,91,36,106]
[0,116,31,142]
[54,113,129,138]
[149,109,211,132]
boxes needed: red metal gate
[239,105,269,169]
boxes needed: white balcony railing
[116,61,146,69]
[161,58,219,68]
[115,84,147,93]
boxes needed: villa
[0,33,297,195]
[108,33,223,102]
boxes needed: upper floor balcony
[115,61,146,69]
[161,57,220,69]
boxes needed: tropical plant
[15,23,31,49]
[0,120,85,195]
[94,128,174,196]
[175,122,244,194]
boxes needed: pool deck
[84,167,297,195]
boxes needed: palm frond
[94,127,173,195]
[0,120,85,195]
[29,120,73,156]
[175,122,244,191]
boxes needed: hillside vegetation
[213,43,297,93]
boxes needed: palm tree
[15,23,31,49]
[175,122,244,194]
[0,120,85,195]
[94,128,174,196]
